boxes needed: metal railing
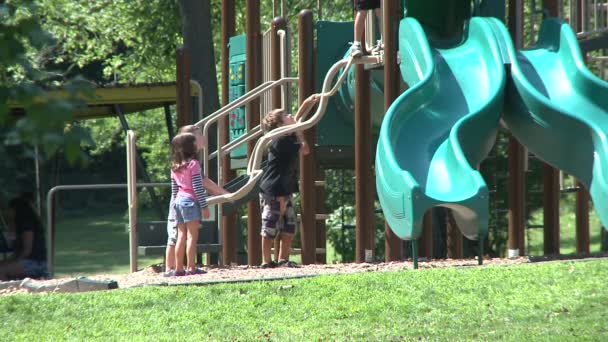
[45,182,170,278]
[198,55,381,209]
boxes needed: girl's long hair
[171,132,198,171]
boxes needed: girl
[164,125,228,277]
[169,132,210,276]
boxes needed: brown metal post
[575,182,590,254]
[543,0,559,17]
[176,46,192,128]
[354,57,373,262]
[246,0,262,266]
[298,10,317,265]
[507,138,526,257]
[419,211,434,258]
[383,0,403,262]
[507,0,526,257]
[271,17,287,108]
[220,0,237,265]
[543,166,560,255]
[315,166,327,263]
[446,211,463,259]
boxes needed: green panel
[228,34,248,161]
[315,20,355,147]
[404,0,472,45]
[477,0,506,20]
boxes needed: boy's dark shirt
[260,134,300,196]
[14,216,46,262]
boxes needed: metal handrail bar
[196,77,299,176]
[204,55,381,207]
[190,79,203,121]
[46,182,170,278]
[208,126,263,160]
[577,27,608,39]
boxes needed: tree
[0,1,92,162]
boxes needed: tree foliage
[0,1,93,164]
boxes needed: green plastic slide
[497,18,608,229]
[377,15,608,242]
[375,17,506,240]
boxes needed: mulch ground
[1,254,606,296]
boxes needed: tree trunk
[179,0,220,118]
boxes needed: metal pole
[383,0,403,262]
[446,210,463,259]
[315,166,327,263]
[420,211,434,258]
[176,46,192,128]
[507,0,526,258]
[126,131,138,273]
[575,182,590,254]
[544,0,559,17]
[221,0,238,265]
[115,104,165,220]
[163,103,175,143]
[543,166,560,255]
[575,49,591,255]
[298,10,317,265]
[318,0,323,20]
[272,17,287,109]
[246,0,262,266]
[354,30,374,263]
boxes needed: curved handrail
[205,55,381,206]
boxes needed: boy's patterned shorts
[260,194,297,238]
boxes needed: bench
[136,221,221,264]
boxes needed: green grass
[526,194,605,255]
[2,260,607,340]
[54,209,163,277]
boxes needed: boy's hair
[171,132,198,171]
[262,109,285,133]
[178,124,201,135]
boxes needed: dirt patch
[0,257,531,296]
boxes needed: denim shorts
[174,195,202,224]
[260,194,297,238]
[166,219,178,245]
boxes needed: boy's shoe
[185,267,207,276]
[277,259,300,268]
[350,42,363,58]
[260,260,278,269]
[162,269,175,277]
[165,269,186,277]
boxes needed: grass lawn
[54,209,163,277]
[526,194,606,255]
[2,259,607,340]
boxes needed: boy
[351,0,383,57]
[259,95,319,268]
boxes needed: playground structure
[38,0,608,275]
[186,0,608,267]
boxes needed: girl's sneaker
[164,269,186,277]
[185,267,206,276]
[260,260,278,269]
[277,259,300,268]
